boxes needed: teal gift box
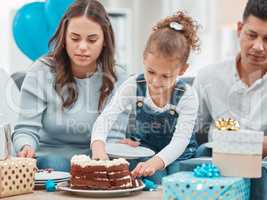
[162,172,250,200]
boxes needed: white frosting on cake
[118,182,133,188]
[112,175,131,181]
[71,154,129,168]
[134,179,140,187]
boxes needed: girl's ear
[181,63,189,74]
[177,63,189,75]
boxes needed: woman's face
[143,52,187,95]
[65,16,104,72]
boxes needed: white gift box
[212,129,263,155]
[212,129,264,178]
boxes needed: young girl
[91,11,200,183]
[12,0,126,171]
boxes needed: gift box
[212,129,263,178]
[162,172,250,200]
[179,158,267,200]
[0,157,36,198]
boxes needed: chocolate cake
[70,155,140,190]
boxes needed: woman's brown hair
[47,0,117,111]
[144,10,200,63]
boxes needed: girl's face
[143,52,188,95]
[66,16,104,72]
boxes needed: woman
[12,0,126,171]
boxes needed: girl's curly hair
[144,10,200,63]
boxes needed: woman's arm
[12,61,48,156]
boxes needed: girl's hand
[17,145,35,158]
[131,156,165,177]
[132,161,156,177]
[92,151,109,160]
[118,139,140,147]
[91,140,109,160]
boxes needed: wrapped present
[211,118,264,178]
[0,123,37,197]
[179,158,267,200]
[162,171,250,200]
[0,157,36,197]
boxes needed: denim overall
[128,74,198,183]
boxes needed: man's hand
[118,139,140,147]
[17,145,35,158]
[91,140,109,160]
[131,156,165,177]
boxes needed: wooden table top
[4,189,163,200]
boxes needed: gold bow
[215,118,240,131]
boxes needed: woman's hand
[17,145,35,158]
[118,139,140,147]
[131,156,165,177]
[91,140,109,160]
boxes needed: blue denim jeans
[37,155,70,172]
[195,143,212,157]
[250,159,267,200]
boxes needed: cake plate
[106,143,155,159]
[57,180,145,197]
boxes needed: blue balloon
[45,0,75,36]
[12,2,50,60]
[12,0,76,61]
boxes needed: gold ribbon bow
[215,118,240,131]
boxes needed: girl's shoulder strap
[170,79,187,106]
[136,74,146,83]
[136,74,146,97]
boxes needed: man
[194,0,267,157]
[194,1,267,199]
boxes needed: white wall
[3,0,165,75]
[165,0,247,75]
[102,0,165,74]
[0,0,247,75]
[0,0,37,74]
